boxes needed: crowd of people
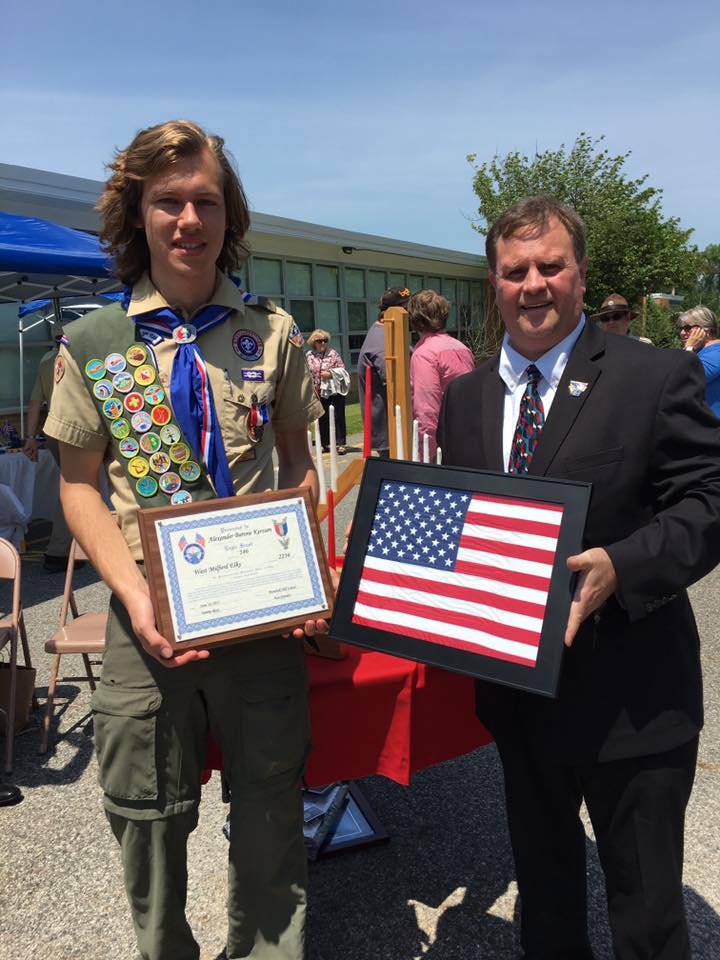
[13,117,720,960]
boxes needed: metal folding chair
[40,538,106,754]
[0,537,34,772]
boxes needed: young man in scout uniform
[44,120,326,960]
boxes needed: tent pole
[18,316,24,437]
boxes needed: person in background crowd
[407,289,474,458]
[678,305,720,416]
[305,328,348,454]
[438,195,720,960]
[590,292,653,344]
[357,286,410,456]
[21,320,75,571]
[44,119,327,960]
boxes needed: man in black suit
[437,196,720,960]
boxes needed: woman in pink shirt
[408,290,475,457]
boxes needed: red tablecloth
[203,647,492,787]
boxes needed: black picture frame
[318,782,390,857]
[331,458,591,699]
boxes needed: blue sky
[3,0,718,253]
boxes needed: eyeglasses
[678,325,696,332]
[600,312,629,323]
[314,338,328,344]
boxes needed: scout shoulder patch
[288,320,304,348]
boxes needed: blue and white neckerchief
[122,288,234,498]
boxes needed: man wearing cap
[44,120,325,960]
[22,321,74,571]
[438,196,720,959]
[591,293,653,344]
[357,286,410,456]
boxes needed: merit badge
[159,472,182,494]
[110,418,131,440]
[131,410,153,433]
[151,404,172,426]
[149,451,171,474]
[169,441,190,464]
[105,353,126,375]
[119,437,140,459]
[568,380,589,397]
[171,489,193,505]
[102,397,123,421]
[232,329,263,361]
[144,384,165,406]
[134,364,156,387]
[124,392,144,413]
[126,344,147,367]
[179,460,201,483]
[173,324,197,344]
[93,379,114,401]
[241,369,265,382]
[54,356,65,383]
[288,320,304,348]
[139,432,161,455]
[113,371,134,394]
[178,533,205,565]
[128,456,150,479]
[85,358,106,381]
[136,476,158,498]
[159,423,182,445]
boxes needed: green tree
[681,244,720,315]
[467,134,699,311]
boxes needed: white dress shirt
[498,315,586,471]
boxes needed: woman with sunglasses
[678,305,720,415]
[306,329,348,453]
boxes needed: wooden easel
[383,306,412,459]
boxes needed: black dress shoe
[0,784,23,807]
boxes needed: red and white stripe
[351,493,564,668]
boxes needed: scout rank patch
[82,344,204,503]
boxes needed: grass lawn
[344,402,362,436]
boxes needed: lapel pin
[568,380,588,397]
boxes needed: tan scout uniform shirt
[30,347,58,406]
[45,272,322,559]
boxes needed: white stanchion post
[395,404,404,460]
[412,419,419,462]
[329,404,338,492]
[436,446,442,465]
[423,433,430,464]
[313,419,327,504]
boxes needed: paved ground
[2,445,719,959]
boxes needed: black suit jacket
[437,321,720,762]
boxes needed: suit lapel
[481,357,505,471]
[529,322,605,477]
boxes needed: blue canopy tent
[0,211,121,433]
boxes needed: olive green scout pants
[92,593,310,960]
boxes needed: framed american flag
[331,459,591,698]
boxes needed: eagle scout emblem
[568,380,589,397]
[173,324,197,344]
[273,517,290,550]
[179,533,205,564]
[54,356,65,383]
[288,321,304,348]
[232,329,263,361]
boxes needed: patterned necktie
[124,290,235,498]
[509,364,545,475]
